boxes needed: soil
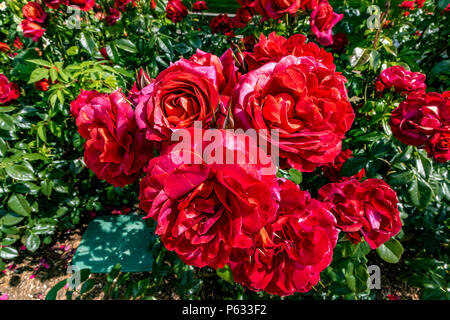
[0,220,421,300]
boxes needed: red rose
[0,42,11,53]
[114,0,135,11]
[21,20,45,41]
[331,32,348,53]
[128,68,152,105]
[105,7,121,25]
[255,0,302,20]
[232,55,354,172]
[415,0,425,8]
[390,92,449,146]
[192,1,208,12]
[375,80,384,93]
[233,6,255,28]
[319,179,402,249]
[310,0,343,46]
[67,0,96,11]
[299,0,318,10]
[399,1,415,10]
[425,131,450,163]
[229,179,338,296]
[322,149,365,182]
[210,14,234,35]
[135,54,224,143]
[43,0,64,9]
[378,66,426,93]
[166,0,188,23]
[22,2,47,24]
[237,0,256,6]
[35,79,50,92]
[244,32,335,72]
[73,90,153,187]
[139,129,280,269]
[14,37,24,50]
[151,0,156,10]
[0,74,20,105]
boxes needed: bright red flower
[255,0,302,20]
[21,20,45,41]
[399,1,415,10]
[139,129,280,269]
[244,32,335,72]
[0,74,20,105]
[425,131,450,163]
[0,43,10,53]
[310,0,343,46]
[114,0,135,11]
[229,179,338,296]
[415,0,425,8]
[72,90,153,187]
[105,7,121,25]
[67,0,96,11]
[319,179,402,249]
[322,149,365,182]
[210,14,234,35]
[35,79,50,92]
[14,37,24,50]
[232,55,354,172]
[233,6,255,28]
[166,0,188,23]
[390,92,449,146]
[193,1,208,12]
[43,0,64,9]
[23,2,47,23]
[378,66,426,93]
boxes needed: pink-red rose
[23,2,47,24]
[0,74,20,105]
[72,90,153,187]
[193,1,208,12]
[390,92,449,146]
[232,55,354,172]
[319,179,402,249]
[255,0,302,20]
[378,66,426,93]
[244,32,335,72]
[166,0,188,23]
[67,0,96,11]
[21,20,45,41]
[310,0,343,46]
[43,0,65,9]
[139,129,280,269]
[229,179,338,296]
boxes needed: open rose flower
[310,0,343,46]
[0,74,20,105]
[319,179,402,249]
[425,131,450,163]
[72,90,153,187]
[232,55,354,172]
[67,0,96,11]
[135,52,234,144]
[166,0,188,23]
[23,2,47,23]
[105,7,121,25]
[233,6,255,28]
[322,149,365,182]
[390,92,449,146]
[210,14,234,35]
[21,20,45,41]
[229,179,338,296]
[378,66,426,93]
[255,0,302,20]
[139,129,280,269]
[244,32,335,72]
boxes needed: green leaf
[28,67,49,84]
[45,279,67,300]
[0,212,24,226]
[288,168,302,184]
[376,238,404,263]
[79,32,98,56]
[26,59,54,68]
[408,177,433,209]
[7,194,32,216]
[115,39,137,53]
[0,246,19,260]
[217,265,234,284]
[25,233,41,252]
[387,171,414,186]
[341,157,368,177]
[349,47,371,67]
[5,164,35,181]
[80,279,96,295]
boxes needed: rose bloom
[426,131,450,163]
[390,92,449,146]
[105,7,121,25]
[331,32,348,53]
[244,32,335,72]
[232,6,255,28]
[139,129,280,269]
[319,179,402,249]
[310,0,343,46]
[193,1,208,12]
[22,2,47,23]
[21,20,45,41]
[322,149,365,182]
[255,0,302,20]
[35,79,50,92]
[415,0,425,8]
[399,1,415,10]
[378,66,426,93]
[128,68,152,105]
[0,74,20,105]
[67,0,96,11]
[209,14,234,35]
[135,50,238,143]
[0,42,10,53]
[232,55,354,172]
[14,37,24,50]
[114,0,136,11]
[166,0,188,23]
[72,90,153,187]
[43,0,64,9]
[229,179,338,296]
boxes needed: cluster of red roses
[0,74,20,105]
[375,66,450,163]
[71,32,403,296]
[399,0,426,16]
